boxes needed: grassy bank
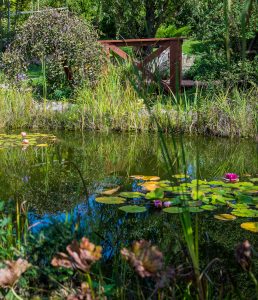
[0,64,257,138]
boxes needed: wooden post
[169,40,182,94]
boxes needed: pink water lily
[224,173,239,182]
[21,132,27,137]
[163,201,172,208]
[154,200,163,208]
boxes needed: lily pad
[145,188,164,200]
[101,186,120,196]
[240,222,258,233]
[201,205,217,211]
[119,192,144,199]
[214,214,236,221]
[231,208,258,218]
[36,144,48,147]
[172,174,190,179]
[130,175,160,181]
[119,205,147,213]
[140,182,160,191]
[95,197,125,205]
[187,207,204,213]
[163,207,183,214]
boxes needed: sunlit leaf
[119,192,144,199]
[171,174,190,179]
[201,205,217,211]
[214,214,236,221]
[140,182,160,191]
[145,188,164,200]
[240,222,258,233]
[101,186,120,196]
[95,197,125,204]
[130,175,160,181]
[119,205,147,213]
[231,208,258,218]
[163,207,183,214]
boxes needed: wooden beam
[141,43,170,66]
[100,38,184,47]
[169,40,182,94]
[108,45,129,60]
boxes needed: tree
[2,10,104,94]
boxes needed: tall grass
[0,63,256,137]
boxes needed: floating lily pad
[95,197,125,204]
[163,207,183,214]
[119,205,147,213]
[231,208,258,218]
[36,144,48,147]
[187,207,204,213]
[240,222,258,233]
[119,192,144,199]
[208,181,225,186]
[130,175,160,181]
[250,178,258,183]
[214,214,236,221]
[140,181,160,191]
[201,205,217,211]
[101,186,120,196]
[172,174,190,179]
[164,186,190,194]
[191,190,205,200]
[145,188,164,200]
[187,200,202,207]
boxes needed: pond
[0,131,257,297]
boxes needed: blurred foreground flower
[224,173,239,182]
[121,240,164,278]
[0,258,30,288]
[52,238,102,272]
[235,240,252,271]
[67,282,106,300]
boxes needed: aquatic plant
[0,258,30,287]
[224,173,239,182]
[121,240,164,278]
[52,237,102,273]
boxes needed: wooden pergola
[100,38,184,94]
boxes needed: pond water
[0,132,257,262]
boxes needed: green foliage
[2,10,104,96]
[156,24,191,38]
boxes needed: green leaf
[119,205,147,213]
[145,188,164,199]
[201,204,217,211]
[95,197,125,204]
[163,207,183,214]
[119,192,144,199]
[231,208,258,218]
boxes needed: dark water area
[0,132,257,275]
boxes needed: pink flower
[22,139,29,145]
[21,132,27,137]
[154,200,163,208]
[163,201,172,208]
[224,173,239,182]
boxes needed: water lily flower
[224,173,239,182]
[51,237,102,272]
[0,258,30,288]
[154,200,163,208]
[21,132,27,137]
[235,240,252,271]
[22,139,29,145]
[163,201,172,208]
[121,240,164,278]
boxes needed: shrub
[2,10,104,96]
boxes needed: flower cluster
[154,200,172,208]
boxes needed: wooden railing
[99,38,184,94]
